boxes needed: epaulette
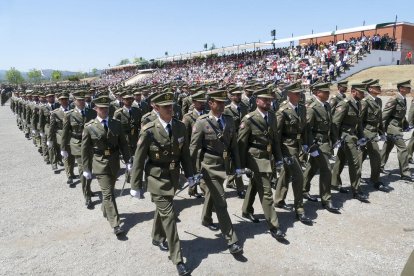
[142,121,155,131]
[222,113,232,118]
[85,120,94,127]
[225,104,231,109]
[66,109,74,114]
[343,99,349,103]
[361,98,367,102]
[199,114,209,120]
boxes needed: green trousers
[331,147,346,188]
[274,156,304,214]
[95,174,120,228]
[381,137,411,177]
[242,172,280,230]
[360,139,381,183]
[303,148,332,204]
[201,168,238,246]
[151,194,183,265]
[74,156,92,201]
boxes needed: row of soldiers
[8,78,413,276]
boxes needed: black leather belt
[93,147,119,156]
[249,143,267,151]
[71,133,82,139]
[203,148,222,157]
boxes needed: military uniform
[81,94,131,232]
[303,83,338,211]
[130,92,192,274]
[62,91,97,205]
[189,90,242,253]
[273,83,310,219]
[331,84,367,199]
[359,80,385,187]
[114,92,142,154]
[181,91,206,198]
[49,94,75,182]
[238,88,285,238]
[380,80,412,180]
[223,87,248,196]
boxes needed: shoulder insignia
[142,121,155,131]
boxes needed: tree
[51,70,62,82]
[91,68,99,76]
[6,67,24,85]
[27,69,42,83]
[118,59,130,65]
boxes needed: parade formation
[5,78,413,275]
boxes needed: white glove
[82,171,92,180]
[302,145,309,152]
[32,130,36,134]
[235,168,243,177]
[126,163,132,172]
[275,161,283,169]
[39,132,44,137]
[188,177,195,187]
[333,140,342,149]
[130,189,144,199]
[357,138,367,146]
[379,135,386,141]
[47,141,52,148]
[60,150,69,158]
[310,150,319,157]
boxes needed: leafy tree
[27,69,42,83]
[6,67,24,84]
[51,70,62,82]
[118,59,130,65]
[91,68,99,76]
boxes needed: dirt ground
[0,98,413,276]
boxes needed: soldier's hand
[275,160,283,169]
[310,150,319,157]
[83,171,92,180]
[126,163,132,172]
[357,138,367,146]
[130,189,145,199]
[235,169,243,178]
[47,141,53,148]
[333,140,342,149]
[60,150,69,158]
[32,130,36,134]
[187,177,195,187]
[379,135,386,141]
[39,132,45,137]
[302,145,309,152]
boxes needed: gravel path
[0,97,413,276]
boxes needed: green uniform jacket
[223,102,248,131]
[141,110,158,128]
[276,101,310,157]
[133,100,150,115]
[332,97,363,142]
[361,96,384,138]
[130,118,193,195]
[189,112,241,179]
[238,109,282,172]
[307,101,333,152]
[114,106,142,148]
[382,95,409,135]
[81,118,131,176]
[49,107,69,145]
[39,102,60,135]
[329,92,346,114]
[62,108,97,156]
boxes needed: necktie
[102,119,108,132]
[404,98,407,106]
[295,107,298,114]
[81,110,85,117]
[356,101,360,111]
[264,115,268,126]
[237,106,241,115]
[217,118,224,131]
[324,103,329,112]
[128,109,132,117]
[166,123,172,139]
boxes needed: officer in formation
[8,79,413,276]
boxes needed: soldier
[49,92,75,184]
[273,82,312,224]
[62,90,97,208]
[329,80,348,113]
[84,90,95,110]
[181,90,206,198]
[302,83,340,213]
[241,85,256,112]
[114,91,142,154]
[39,91,60,169]
[331,83,369,201]
[380,80,412,181]
[223,86,248,198]
[190,90,243,255]
[130,92,194,276]
[238,87,286,240]
[359,79,390,192]
[132,88,150,115]
[181,87,199,115]
[141,93,160,127]
[81,93,131,235]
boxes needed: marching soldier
[380,80,412,181]
[181,90,206,198]
[39,91,60,170]
[329,80,348,112]
[273,82,312,224]
[331,83,368,201]
[81,93,131,235]
[114,91,142,154]
[190,90,243,255]
[132,88,150,115]
[238,87,286,239]
[223,86,248,198]
[302,83,340,212]
[49,92,75,184]
[130,92,194,276]
[62,90,97,208]
[359,79,390,192]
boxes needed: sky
[1,0,412,72]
